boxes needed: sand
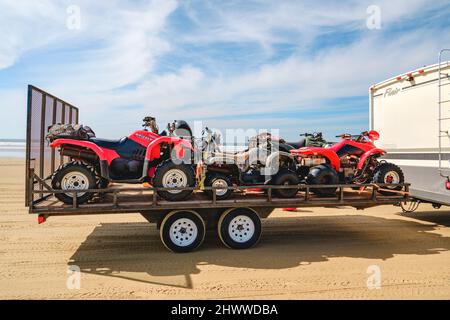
[0,158,449,299]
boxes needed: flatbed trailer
[27,167,410,252]
[25,85,411,252]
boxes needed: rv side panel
[370,62,450,205]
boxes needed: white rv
[370,51,450,206]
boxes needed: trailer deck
[28,169,410,217]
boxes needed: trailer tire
[160,210,205,253]
[51,161,97,204]
[218,208,262,249]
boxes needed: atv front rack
[27,168,410,216]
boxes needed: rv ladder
[438,49,450,179]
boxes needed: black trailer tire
[160,210,205,253]
[51,162,97,205]
[372,162,405,195]
[204,173,233,200]
[307,164,339,197]
[153,160,195,201]
[272,169,299,198]
[218,208,262,249]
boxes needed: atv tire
[97,177,110,189]
[204,173,233,200]
[272,169,299,198]
[153,160,195,201]
[372,162,404,195]
[307,164,339,197]
[51,161,97,205]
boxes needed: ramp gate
[25,85,79,206]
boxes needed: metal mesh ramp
[25,85,79,206]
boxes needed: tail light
[446,180,450,190]
[38,215,46,224]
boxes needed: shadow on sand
[69,212,450,289]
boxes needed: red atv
[289,130,404,196]
[48,117,195,204]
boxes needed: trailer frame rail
[28,168,410,216]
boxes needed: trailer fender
[357,148,386,169]
[50,139,120,164]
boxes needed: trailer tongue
[25,85,410,252]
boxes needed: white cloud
[0,0,65,69]
[179,0,440,48]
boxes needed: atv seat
[90,137,128,149]
[285,139,306,149]
[208,150,251,165]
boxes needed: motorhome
[370,51,450,206]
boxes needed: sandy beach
[0,158,449,299]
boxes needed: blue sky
[1,0,450,141]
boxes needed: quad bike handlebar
[142,116,159,133]
[336,130,379,142]
[300,132,323,139]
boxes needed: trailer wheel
[160,210,205,253]
[218,208,262,249]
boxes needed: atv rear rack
[28,168,410,216]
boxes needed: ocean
[0,140,25,158]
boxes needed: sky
[0,0,450,141]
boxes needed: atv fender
[290,147,341,171]
[145,136,193,161]
[50,139,120,164]
[357,148,386,169]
